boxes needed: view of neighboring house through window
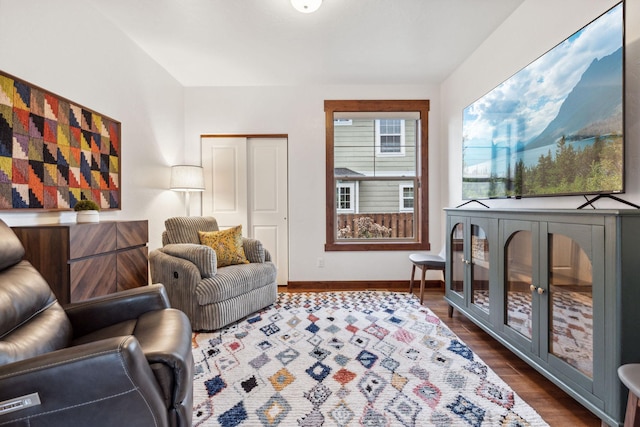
[336,181,356,213]
[337,185,351,210]
[400,184,414,212]
[325,100,430,251]
[376,119,405,155]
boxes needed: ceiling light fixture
[291,0,322,13]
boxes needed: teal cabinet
[445,208,640,427]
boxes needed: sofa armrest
[136,309,194,422]
[148,250,203,328]
[243,238,266,263]
[0,336,166,426]
[162,243,217,278]
[64,284,170,337]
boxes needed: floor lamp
[170,165,205,216]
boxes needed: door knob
[529,284,545,295]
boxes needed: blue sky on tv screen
[462,3,622,176]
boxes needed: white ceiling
[86,0,524,87]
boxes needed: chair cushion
[619,364,640,398]
[164,216,218,245]
[0,262,72,365]
[196,262,277,305]
[199,226,250,267]
[409,253,446,268]
[0,220,25,271]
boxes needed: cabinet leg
[448,304,454,318]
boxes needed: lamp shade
[170,165,205,191]
[291,0,322,13]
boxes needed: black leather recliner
[0,220,193,427]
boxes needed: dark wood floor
[283,285,603,426]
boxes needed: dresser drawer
[68,223,117,259]
[70,254,117,301]
[117,220,148,249]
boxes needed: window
[376,119,405,156]
[336,182,356,213]
[325,100,430,251]
[399,184,414,212]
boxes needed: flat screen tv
[462,2,624,200]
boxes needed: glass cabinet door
[450,222,465,297]
[447,217,494,320]
[470,224,490,314]
[547,233,593,379]
[505,230,534,340]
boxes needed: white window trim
[336,182,358,213]
[375,119,405,157]
[399,183,414,212]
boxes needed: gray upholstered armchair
[0,220,193,427]
[149,216,277,331]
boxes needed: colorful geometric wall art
[0,70,120,210]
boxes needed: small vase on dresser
[76,210,99,223]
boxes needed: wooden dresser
[12,220,149,305]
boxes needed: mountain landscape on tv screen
[524,47,622,152]
[515,47,623,197]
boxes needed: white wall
[185,85,443,282]
[442,0,639,210]
[0,0,186,249]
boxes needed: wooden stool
[409,252,445,304]
[619,364,640,427]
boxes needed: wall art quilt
[0,70,120,210]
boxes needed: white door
[201,136,288,285]
[202,137,248,230]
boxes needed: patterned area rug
[192,291,548,426]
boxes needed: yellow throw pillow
[198,226,250,268]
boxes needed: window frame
[336,182,357,213]
[375,119,405,156]
[324,99,430,251]
[399,183,414,212]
